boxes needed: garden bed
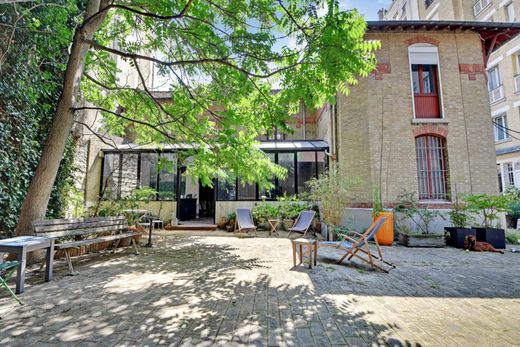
[398,233,446,248]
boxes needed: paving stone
[0,232,518,347]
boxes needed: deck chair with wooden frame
[287,211,316,238]
[0,257,22,305]
[319,218,396,273]
[235,208,257,236]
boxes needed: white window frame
[493,113,510,142]
[408,44,444,119]
[488,65,502,91]
[506,2,516,21]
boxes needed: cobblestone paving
[1,231,520,346]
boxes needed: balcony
[489,85,505,104]
[515,75,520,93]
[474,0,492,17]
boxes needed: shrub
[506,231,520,245]
[394,191,444,234]
[464,194,509,228]
[507,200,520,219]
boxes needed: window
[415,136,449,200]
[217,176,237,201]
[258,153,277,199]
[506,2,516,22]
[498,165,503,193]
[157,153,177,200]
[120,154,139,198]
[217,150,328,201]
[297,152,316,194]
[411,65,441,118]
[425,0,435,8]
[278,153,296,196]
[265,127,287,141]
[409,44,442,119]
[493,114,509,142]
[505,162,515,187]
[238,180,256,200]
[488,66,502,91]
[101,153,121,199]
[140,153,158,191]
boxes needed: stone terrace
[1,231,520,346]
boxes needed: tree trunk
[15,0,109,250]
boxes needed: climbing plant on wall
[0,0,84,236]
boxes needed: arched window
[408,43,442,119]
[415,135,449,200]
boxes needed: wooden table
[291,238,317,269]
[268,219,280,236]
[0,236,54,294]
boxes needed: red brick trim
[459,63,485,80]
[405,36,440,47]
[412,124,448,138]
[372,62,391,80]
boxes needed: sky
[340,0,393,20]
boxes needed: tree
[14,0,379,237]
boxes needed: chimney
[377,8,388,20]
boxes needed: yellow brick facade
[336,30,498,206]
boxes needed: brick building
[77,21,517,231]
[381,0,520,193]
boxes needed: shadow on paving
[0,236,417,346]
[314,243,520,299]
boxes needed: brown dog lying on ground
[464,235,504,254]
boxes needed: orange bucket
[373,211,394,246]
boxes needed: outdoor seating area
[0,231,519,346]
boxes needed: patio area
[1,231,520,346]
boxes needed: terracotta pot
[217,217,228,229]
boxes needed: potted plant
[445,194,476,249]
[394,191,446,248]
[305,162,357,241]
[226,212,236,232]
[504,186,520,228]
[464,194,508,249]
[372,187,394,246]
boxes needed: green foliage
[448,194,474,228]
[394,191,444,234]
[506,231,520,245]
[82,0,379,190]
[504,186,520,202]
[304,162,358,227]
[507,200,520,218]
[464,194,509,228]
[252,202,279,224]
[0,1,83,236]
[372,187,383,217]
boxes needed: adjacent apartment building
[381,0,520,192]
[73,21,517,230]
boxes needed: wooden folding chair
[318,218,396,273]
[0,258,23,305]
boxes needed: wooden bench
[33,216,140,275]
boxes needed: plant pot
[226,224,235,233]
[282,219,294,231]
[313,220,321,233]
[217,217,228,229]
[474,227,506,249]
[444,227,476,249]
[373,211,394,246]
[506,214,518,229]
[258,222,270,231]
[398,233,446,248]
